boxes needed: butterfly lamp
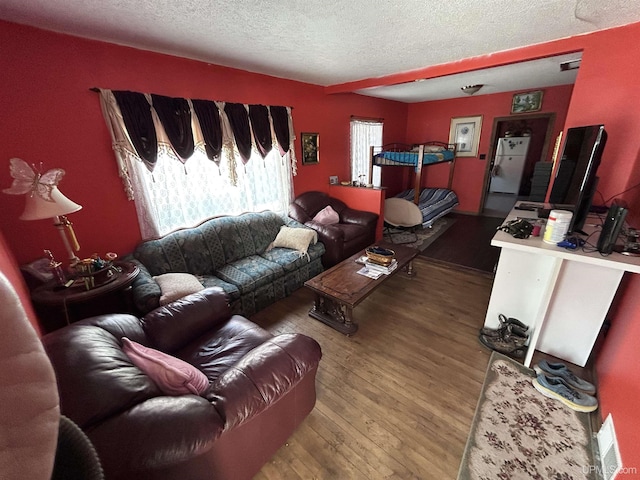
[3,158,83,265]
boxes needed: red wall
[560,22,640,471]
[596,276,640,473]
[0,20,406,266]
[405,85,573,213]
[328,185,385,239]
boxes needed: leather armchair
[42,287,322,480]
[289,191,378,267]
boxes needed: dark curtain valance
[101,88,293,168]
[150,94,194,160]
[270,106,290,156]
[249,105,272,158]
[191,99,222,161]
[113,90,158,167]
[224,103,252,163]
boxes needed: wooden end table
[31,261,139,333]
[304,241,418,335]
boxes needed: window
[350,118,383,186]
[98,89,296,239]
[128,147,293,238]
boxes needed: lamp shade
[19,187,82,221]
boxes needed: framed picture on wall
[301,132,319,165]
[449,115,483,157]
[511,90,544,114]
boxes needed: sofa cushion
[260,241,324,272]
[199,276,241,301]
[135,229,215,276]
[208,212,285,265]
[154,273,204,305]
[312,205,340,225]
[334,223,370,242]
[141,288,233,352]
[122,338,209,396]
[177,315,273,382]
[216,255,284,294]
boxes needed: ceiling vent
[560,59,581,71]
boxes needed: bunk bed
[370,141,459,228]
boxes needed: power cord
[602,180,640,205]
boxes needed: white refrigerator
[489,136,531,194]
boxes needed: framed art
[301,132,319,165]
[511,90,543,114]
[449,115,483,157]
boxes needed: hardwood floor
[420,213,505,276]
[251,257,494,479]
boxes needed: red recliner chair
[42,288,322,480]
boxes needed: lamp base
[54,216,81,266]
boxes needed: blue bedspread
[374,149,455,167]
[396,188,459,228]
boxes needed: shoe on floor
[498,313,529,332]
[532,374,598,413]
[533,359,596,394]
[478,333,526,358]
[479,323,529,339]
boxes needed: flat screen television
[548,124,607,234]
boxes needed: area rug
[457,352,596,480]
[382,217,455,251]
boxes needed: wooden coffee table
[304,241,419,334]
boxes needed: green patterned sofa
[127,211,325,316]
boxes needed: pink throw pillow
[312,205,340,225]
[121,337,209,396]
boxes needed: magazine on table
[356,266,383,279]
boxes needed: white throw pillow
[153,273,204,306]
[267,226,317,255]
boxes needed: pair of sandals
[478,314,529,358]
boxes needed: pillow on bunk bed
[424,145,445,153]
[410,144,446,153]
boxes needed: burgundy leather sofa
[289,191,379,267]
[42,287,322,480]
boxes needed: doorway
[481,113,556,217]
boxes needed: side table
[31,261,139,333]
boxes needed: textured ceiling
[356,53,583,103]
[1,0,640,101]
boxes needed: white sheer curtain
[98,89,295,239]
[127,148,293,238]
[350,119,383,185]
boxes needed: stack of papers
[356,266,383,279]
